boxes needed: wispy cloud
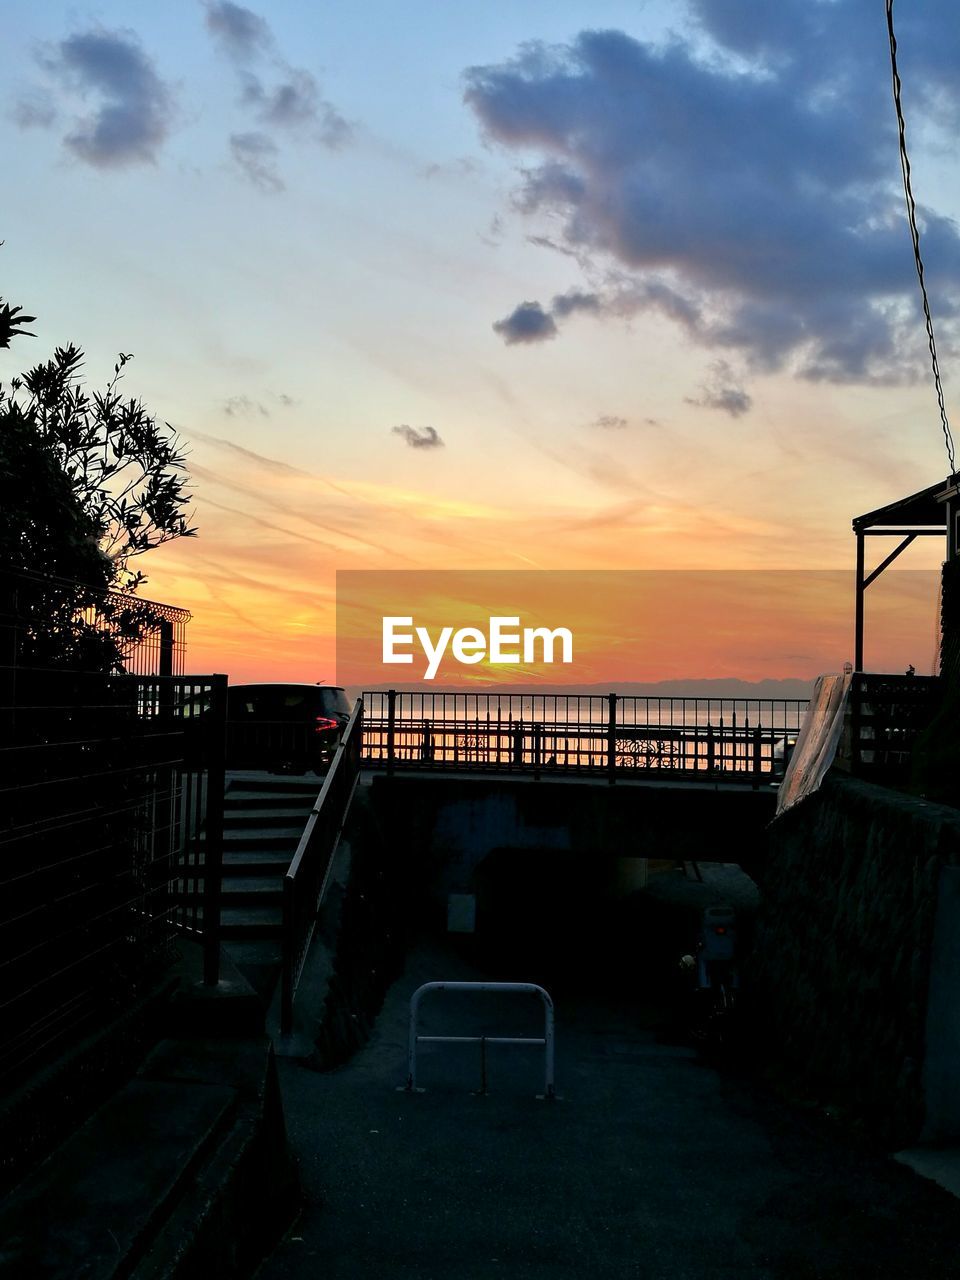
[11,93,57,129]
[392,424,445,450]
[223,393,270,418]
[685,361,753,418]
[204,1,353,189]
[203,1,273,61]
[230,130,283,192]
[587,414,629,430]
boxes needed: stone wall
[753,772,960,1145]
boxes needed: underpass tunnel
[464,845,760,1000]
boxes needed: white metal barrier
[403,981,556,1099]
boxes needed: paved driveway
[259,939,960,1280]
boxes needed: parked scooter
[679,904,740,1050]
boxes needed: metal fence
[838,672,942,784]
[362,690,809,783]
[133,675,227,984]
[0,572,225,1092]
[1,567,190,680]
[281,700,363,1034]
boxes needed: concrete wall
[753,772,960,1144]
[371,775,775,911]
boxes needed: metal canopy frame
[852,477,955,671]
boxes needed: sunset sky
[3,1,958,682]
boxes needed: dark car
[225,683,352,773]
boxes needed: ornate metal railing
[361,690,808,784]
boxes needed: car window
[227,685,350,720]
[318,688,351,717]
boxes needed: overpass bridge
[241,692,802,1036]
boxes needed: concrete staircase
[217,775,318,942]
[188,774,320,998]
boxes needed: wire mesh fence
[0,570,224,1092]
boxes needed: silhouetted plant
[0,279,196,671]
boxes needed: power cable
[885,0,956,478]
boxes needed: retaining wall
[753,772,960,1144]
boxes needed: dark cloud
[230,132,283,192]
[492,300,558,345]
[685,361,753,418]
[203,2,273,61]
[392,425,445,450]
[465,5,960,384]
[26,29,173,168]
[588,414,629,429]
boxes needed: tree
[0,282,196,670]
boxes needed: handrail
[280,698,363,1034]
[403,980,556,1099]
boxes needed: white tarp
[776,672,851,816]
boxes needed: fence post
[606,692,617,783]
[752,724,762,789]
[387,688,397,775]
[850,676,862,776]
[203,674,227,986]
[0,578,17,738]
[158,618,174,678]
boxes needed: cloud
[421,156,479,180]
[11,94,57,129]
[392,425,445,450]
[492,300,558,345]
[550,290,602,318]
[241,69,351,147]
[464,6,960,385]
[203,2,273,61]
[24,28,173,168]
[204,2,353,186]
[223,393,270,417]
[588,414,629,429]
[230,131,283,192]
[685,361,753,418]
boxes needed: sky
[2,0,959,682]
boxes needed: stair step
[226,775,321,796]
[224,807,314,827]
[175,878,282,906]
[215,830,303,851]
[177,852,290,877]
[217,906,283,940]
[224,789,317,806]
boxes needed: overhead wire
[885,0,956,478]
